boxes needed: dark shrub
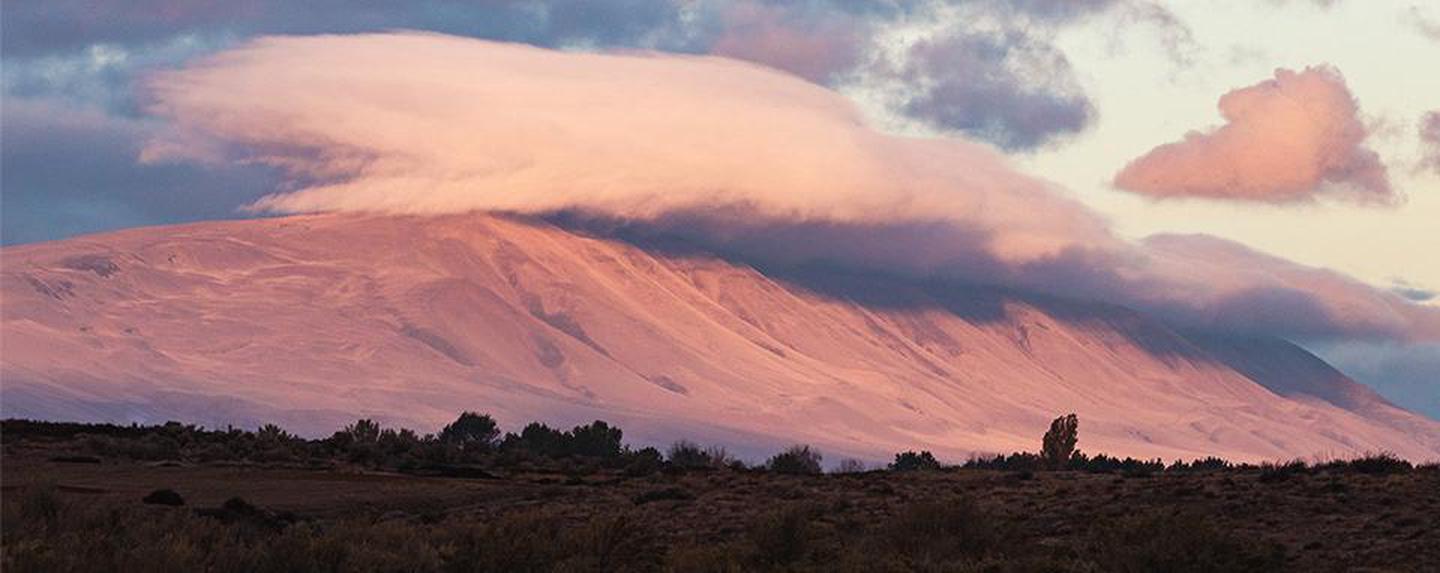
[704,446,741,470]
[18,485,63,525]
[502,422,567,458]
[567,514,645,572]
[749,504,815,566]
[766,445,823,475]
[964,452,1042,472]
[667,440,711,469]
[890,450,942,472]
[447,510,568,571]
[664,543,746,572]
[1171,456,1231,472]
[882,497,999,564]
[632,487,695,505]
[1258,460,1308,484]
[338,419,381,445]
[255,423,294,444]
[438,412,500,451]
[624,446,664,477]
[568,420,623,459]
[143,489,186,506]
[1346,452,1412,475]
[1041,413,1079,470]
[1090,512,1285,572]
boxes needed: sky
[2,0,1437,415]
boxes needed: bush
[339,419,381,445]
[667,440,711,469]
[1169,456,1231,472]
[1344,452,1412,475]
[568,420,624,459]
[889,450,941,472]
[624,446,664,477]
[881,498,999,564]
[963,452,1042,472]
[1089,512,1285,572]
[501,422,568,458]
[766,445,822,475]
[703,446,742,470]
[748,504,815,566]
[496,420,624,461]
[1258,460,1308,484]
[142,489,186,506]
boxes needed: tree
[502,422,567,457]
[1041,413,1079,470]
[438,412,500,451]
[569,420,623,458]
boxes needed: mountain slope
[3,213,1436,462]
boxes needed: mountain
[3,213,1437,462]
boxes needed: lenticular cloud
[144,33,1440,342]
[1114,66,1393,204]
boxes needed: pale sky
[1023,0,1439,292]
[3,0,1437,414]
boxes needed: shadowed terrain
[3,420,1436,572]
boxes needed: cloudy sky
[2,0,1437,414]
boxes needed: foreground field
[4,426,1437,572]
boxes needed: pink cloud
[1114,66,1393,204]
[708,2,863,83]
[143,34,1440,342]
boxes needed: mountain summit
[3,213,1436,461]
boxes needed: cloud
[1409,6,1440,43]
[1421,111,1440,175]
[143,33,1440,344]
[894,27,1096,149]
[1,0,1197,248]
[147,34,1114,263]
[1390,279,1437,303]
[707,2,866,83]
[1114,66,1393,204]
[3,0,1188,150]
[862,0,1191,149]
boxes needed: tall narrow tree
[1041,414,1079,470]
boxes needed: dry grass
[3,422,1437,571]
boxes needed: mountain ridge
[3,212,1436,462]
